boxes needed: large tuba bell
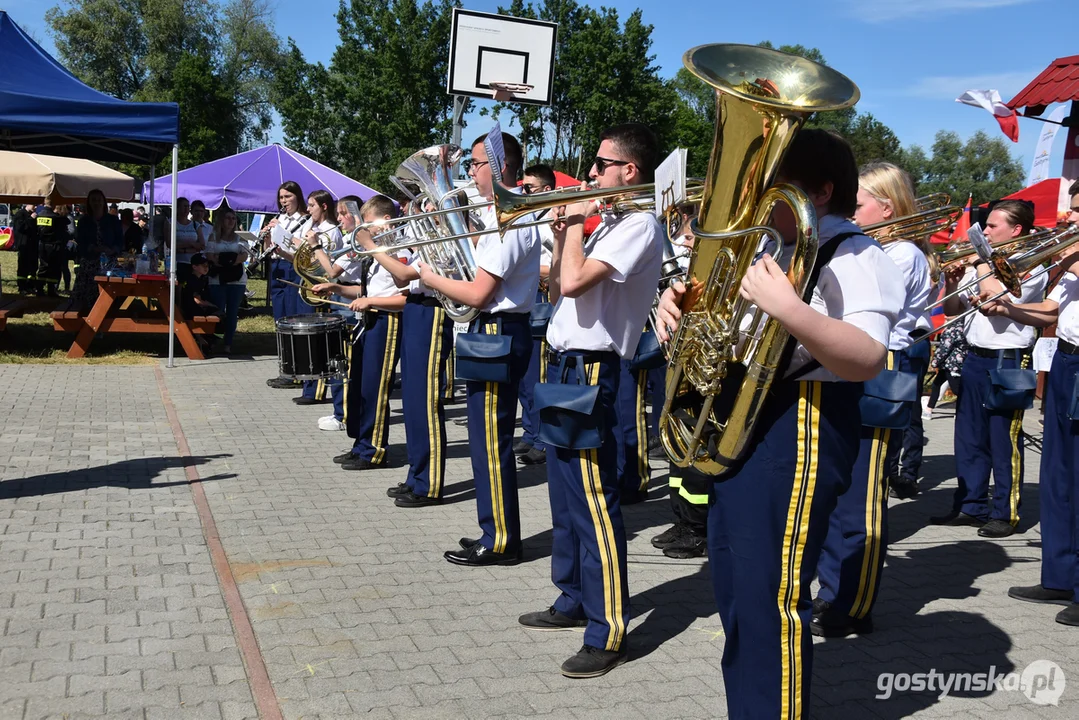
[391,145,480,323]
[659,44,860,475]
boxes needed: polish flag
[956,89,1019,142]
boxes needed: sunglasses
[593,156,631,174]
[463,159,489,173]
[521,183,546,195]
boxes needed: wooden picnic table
[50,275,218,359]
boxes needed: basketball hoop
[489,81,534,101]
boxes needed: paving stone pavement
[1,357,1077,719]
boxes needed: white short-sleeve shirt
[1049,271,1079,345]
[299,218,343,253]
[774,215,905,381]
[473,219,541,315]
[882,240,933,351]
[546,211,663,358]
[960,264,1048,349]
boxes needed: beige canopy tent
[0,150,134,205]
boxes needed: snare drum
[276,314,347,380]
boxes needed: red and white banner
[956,89,1019,142]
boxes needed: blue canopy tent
[0,11,185,364]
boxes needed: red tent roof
[999,178,1065,226]
[1008,55,1079,113]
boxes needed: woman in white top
[167,197,204,284]
[295,189,343,405]
[937,200,1048,538]
[206,208,248,354]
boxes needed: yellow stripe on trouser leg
[371,314,399,465]
[426,308,445,497]
[778,382,821,720]
[484,322,507,552]
[635,368,650,490]
[1009,409,1023,527]
[343,342,352,425]
[852,428,890,619]
[577,361,626,651]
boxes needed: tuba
[391,145,480,323]
[659,44,860,475]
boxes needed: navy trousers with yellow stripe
[401,297,453,498]
[343,312,401,464]
[1039,350,1079,599]
[547,352,629,651]
[615,360,651,503]
[464,314,533,553]
[951,351,1027,525]
[816,425,894,621]
[518,335,548,450]
[707,380,862,720]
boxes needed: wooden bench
[0,296,29,333]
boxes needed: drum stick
[277,279,355,309]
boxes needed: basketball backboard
[446,9,557,106]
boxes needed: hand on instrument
[976,289,1010,317]
[349,297,370,312]
[560,181,598,225]
[304,230,320,248]
[943,263,966,287]
[739,254,801,321]
[656,280,687,343]
[310,282,336,296]
[1058,244,1079,273]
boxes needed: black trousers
[37,241,65,290]
[16,241,39,293]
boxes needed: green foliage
[491,0,674,175]
[901,130,1025,204]
[272,0,464,195]
[46,0,283,175]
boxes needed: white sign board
[447,9,557,106]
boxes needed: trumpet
[927,224,1079,336]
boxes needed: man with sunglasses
[419,131,542,566]
[515,164,558,467]
[518,123,662,678]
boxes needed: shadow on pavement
[0,454,234,498]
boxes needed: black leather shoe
[513,439,532,456]
[443,543,521,567]
[1008,584,1073,606]
[888,477,919,499]
[292,396,322,405]
[560,645,627,678]
[651,524,685,549]
[978,519,1016,538]
[333,452,356,464]
[647,435,667,461]
[519,607,588,631]
[662,532,706,559]
[518,447,547,465]
[929,511,985,527]
[386,483,411,498]
[1056,603,1079,626]
[394,491,442,508]
[459,537,479,550]
[810,613,873,638]
[267,377,300,389]
[341,456,381,471]
[812,597,831,619]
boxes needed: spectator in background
[108,203,119,216]
[166,198,203,284]
[206,208,248,355]
[72,189,123,309]
[119,208,143,253]
[36,201,72,297]
[180,253,220,356]
[52,205,73,293]
[13,203,38,294]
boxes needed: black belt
[970,346,1030,360]
[1058,339,1079,356]
[406,294,441,308]
[547,349,620,366]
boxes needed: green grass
[0,263,280,364]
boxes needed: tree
[46,0,282,173]
[272,0,464,194]
[901,130,1024,204]
[490,0,674,175]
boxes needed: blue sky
[6,0,1074,179]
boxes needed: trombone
[861,193,960,244]
[351,179,706,257]
[925,224,1079,336]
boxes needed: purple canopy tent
[142,144,380,212]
